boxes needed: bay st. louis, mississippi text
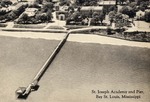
[91,90,144,99]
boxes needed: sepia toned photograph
[0,0,150,102]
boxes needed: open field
[0,33,150,102]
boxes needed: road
[0,31,150,102]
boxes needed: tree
[145,12,150,22]
[108,6,117,13]
[68,6,74,14]
[0,15,6,20]
[108,11,116,25]
[17,13,29,24]
[139,1,149,11]
[76,0,85,5]
[35,13,42,22]
[136,0,149,5]
[44,0,52,2]
[1,0,12,7]
[35,9,52,23]
[46,9,53,22]
[11,4,28,16]
[92,12,99,24]
[59,0,70,6]
[43,2,54,12]
[20,13,28,21]
[0,9,9,15]
[106,27,112,35]
[40,13,47,22]
[99,12,105,24]
[28,2,41,8]
[35,0,43,4]
[76,0,98,6]
[84,0,98,6]
[66,11,83,24]
[118,0,127,5]
[120,6,136,18]
[115,13,125,29]
[115,13,129,29]
[73,11,82,22]
[128,0,135,3]
[7,11,18,21]
[7,4,28,21]
[128,2,137,8]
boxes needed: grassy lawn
[13,24,47,29]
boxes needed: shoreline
[0,31,150,49]
[1,26,150,42]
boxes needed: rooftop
[25,8,38,12]
[98,1,116,5]
[81,6,103,11]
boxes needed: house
[136,10,145,20]
[59,6,69,11]
[56,11,68,20]
[98,0,117,5]
[98,0,117,13]
[58,13,65,20]
[24,8,38,17]
[80,6,103,17]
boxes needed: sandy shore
[0,31,150,48]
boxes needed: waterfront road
[0,31,150,102]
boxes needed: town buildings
[80,6,103,17]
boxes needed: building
[98,0,117,13]
[98,0,117,5]
[58,13,66,20]
[136,10,145,20]
[24,8,38,17]
[56,11,68,20]
[80,6,103,17]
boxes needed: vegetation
[108,6,118,13]
[75,0,98,6]
[108,11,116,25]
[16,1,54,24]
[145,12,150,22]
[0,3,28,22]
[0,0,149,27]
[66,8,106,26]
[117,0,127,5]
[35,0,43,4]
[42,2,54,12]
[59,0,70,6]
[0,0,12,7]
[115,13,129,28]
[119,6,136,18]
[28,2,41,8]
